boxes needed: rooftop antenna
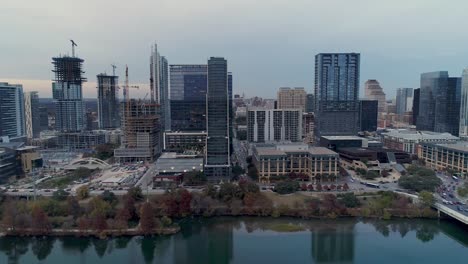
[111,64,117,76]
[70,39,77,57]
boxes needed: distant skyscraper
[39,106,49,131]
[205,57,231,180]
[0,82,25,139]
[315,53,360,136]
[396,88,413,115]
[52,56,86,132]
[417,71,461,135]
[277,87,307,112]
[150,43,169,131]
[306,94,315,113]
[247,108,302,143]
[460,69,468,138]
[97,73,119,129]
[359,100,378,132]
[170,65,208,131]
[364,79,386,114]
[412,88,420,126]
[24,91,40,139]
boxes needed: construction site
[114,67,163,163]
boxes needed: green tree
[418,191,435,208]
[218,183,243,202]
[73,167,93,179]
[183,171,206,186]
[100,190,117,205]
[247,165,259,180]
[398,167,441,192]
[275,180,299,194]
[338,192,360,208]
[232,165,245,177]
[364,170,379,180]
[94,143,117,160]
[52,189,70,201]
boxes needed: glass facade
[359,100,378,132]
[417,71,460,135]
[315,53,360,137]
[97,74,119,129]
[396,88,413,115]
[460,69,468,138]
[205,57,230,180]
[0,82,25,138]
[170,65,208,131]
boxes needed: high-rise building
[205,57,231,180]
[315,53,360,137]
[170,65,208,131]
[39,106,49,131]
[277,87,307,112]
[97,73,119,129]
[114,100,162,162]
[364,80,386,115]
[417,71,461,135]
[306,94,315,113]
[459,69,468,138]
[396,88,413,115]
[24,91,40,139]
[52,56,86,132]
[150,43,169,132]
[412,88,420,126]
[0,82,25,139]
[247,108,302,143]
[303,112,315,144]
[359,100,378,132]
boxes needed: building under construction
[114,99,162,163]
[97,73,119,129]
[52,56,87,132]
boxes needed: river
[0,217,467,263]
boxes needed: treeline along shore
[0,180,439,238]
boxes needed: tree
[246,156,253,164]
[127,187,144,201]
[316,183,323,192]
[31,206,51,235]
[338,193,360,208]
[139,202,155,233]
[301,183,307,191]
[76,186,89,200]
[218,183,243,202]
[232,165,245,178]
[94,143,117,160]
[238,179,259,194]
[418,191,435,208]
[247,166,259,180]
[398,167,441,192]
[52,189,70,201]
[100,190,117,205]
[343,183,349,191]
[66,196,82,219]
[364,170,379,180]
[177,189,192,217]
[307,184,314,191]
[274,180,299,194]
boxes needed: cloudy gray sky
[1,0,468,99]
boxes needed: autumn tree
[127,187,144,201]
[31,206,51,235]
[139,202,155,234]
[66,196,82,219]
[76,186,89,200]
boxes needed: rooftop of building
[321,136,364,141]
[165,131,206,135]
[422,141,468,153]
[382,129,459,140]
[155,152,204,173]
[255,143,338,157]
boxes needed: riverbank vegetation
[0,180,438,238]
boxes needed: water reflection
[310,221,355,264]
[0,218,467,263]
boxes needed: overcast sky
[1,0,468,99]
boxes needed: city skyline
[2,1,468,99]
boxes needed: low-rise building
[319,136,366,151]
[418,142,468,174]
[252,143,339,183]
[382,129,458,154]
[153,152,204,188]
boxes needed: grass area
[37,175,77,189]
[263,191,316,207]
[266,223,305,232]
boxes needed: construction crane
[111,64,117,76]
[70,39,77,57]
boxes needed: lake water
[0,217,467,264]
